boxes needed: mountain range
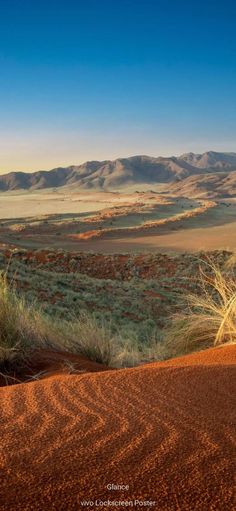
[0,151,236,197]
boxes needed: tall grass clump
[61,312,116,366]
[164,259,236,357]
[0,272,61,370]
[225,252,236,271]
[58,315,160,368]
[0,271,140,371]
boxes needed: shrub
[163,260,236,357]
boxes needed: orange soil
[74,230,102,240]
[70,201,216,241]
[0,350,110,387]
[0,345,235,510]
[3,249,183,281]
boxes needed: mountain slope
[0,156,197,191]
[169,171,236,198]
[180,151,236,170]
[0,151,235,192]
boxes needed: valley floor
[0,190,236,253]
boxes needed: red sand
[0,350,110,387]
[0,345,236,510]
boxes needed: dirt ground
[0,190,235,253]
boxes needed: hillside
[169,171,236,198]
[0,151,235,192]
[180,150,236,169]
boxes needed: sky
[0,0,235,173]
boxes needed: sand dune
[0,346,235,510]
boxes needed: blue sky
[0,0,235,172]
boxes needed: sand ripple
[0,346,235,510]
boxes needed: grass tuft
[225,252,236,270]
[63,312,115,366]
[0,272,53,370]
[164,260,236,357]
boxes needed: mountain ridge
[0,151,236,193]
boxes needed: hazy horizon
[1,148,236,175]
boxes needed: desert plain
[0,154,236,511]
[0,188,236,253]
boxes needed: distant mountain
[169,171,236,198]
[0,151,235,194]
[180,151,236,170]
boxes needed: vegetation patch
[164,259,236,356]
[0,248,235,381]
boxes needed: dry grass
[4,253,235,373]
[75,200,216,240]
[0,274,117,369]
[0,276,133,370]
[0,272,60,370]
[62,312,116,366]
[0,270,165,372]
[112,339,141,368]
[111,334,166,368]
[62,319,159,368]
[225,252,236,270]
[164,259,236,357]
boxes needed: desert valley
[2,0,236,507]
[1,151,236,254]
[0,151,235,510]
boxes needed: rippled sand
[0,345,235,510]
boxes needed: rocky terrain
[169,171,236,198]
